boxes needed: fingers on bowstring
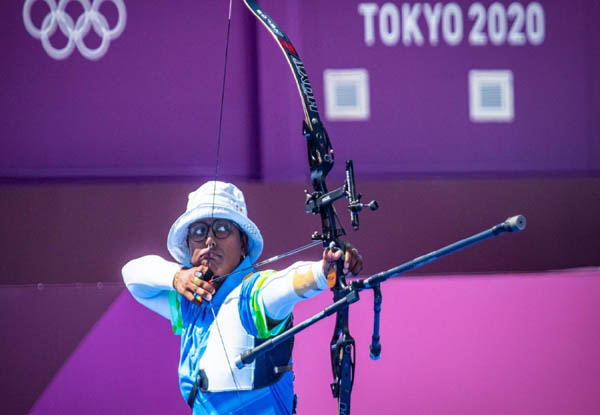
[182,286,198,303]
[187,272,214,303]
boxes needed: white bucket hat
[167,181,263,266]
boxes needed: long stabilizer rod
[355,215,526,289]
[235,215,526,367]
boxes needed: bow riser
[240,2,369,413]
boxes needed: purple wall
[2,0,599,179]
[2,177,599,286]
[0,284,123,414]
[2,0,260,178]
[256,0,600,180]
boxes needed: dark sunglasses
[188,219,240,242]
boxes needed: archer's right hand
[173,265,216,304]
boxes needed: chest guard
[194,284,293,393]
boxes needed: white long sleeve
[259,261,328,321]
[122,255,329,323]
[122,255,181,320]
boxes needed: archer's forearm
[122,255,181,319]
[259,261,330,321]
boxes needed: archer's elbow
[121,257,154,299]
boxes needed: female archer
[122,180,363,415]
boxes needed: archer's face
[187,218,247,277]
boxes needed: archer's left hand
[322,243,363,277]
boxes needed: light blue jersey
[169,257,294,415]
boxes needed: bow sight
[305,160,379,240]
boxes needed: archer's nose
[205,233,217,249]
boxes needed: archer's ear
[241,232,248,254]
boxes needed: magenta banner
[7,269,598,415]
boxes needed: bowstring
[211,0,233,219]
[202,2,251,415]
[208,302,251,415]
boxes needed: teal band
[168,290,183,335]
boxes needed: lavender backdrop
[1,0,599,179]
[2,0,259,178]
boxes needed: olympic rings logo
[23,0,127,61]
